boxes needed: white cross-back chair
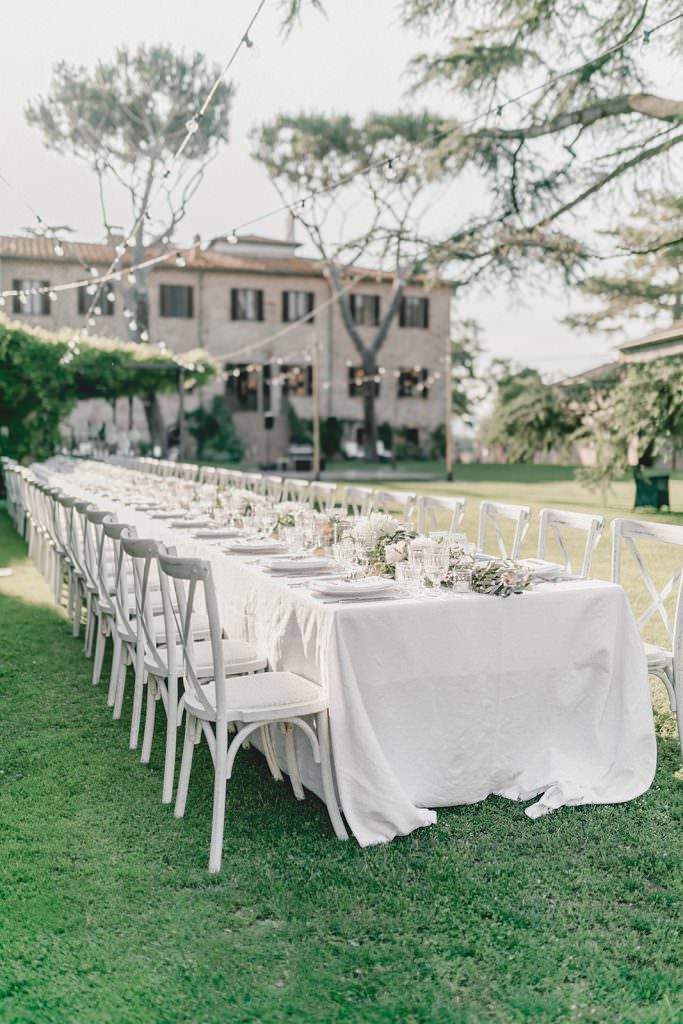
[283,478,310,503]
[263,475,284,502]
[371,488,417,523]
[612,518,683,754]
[416,495,466,535]
[309,481,337,511]
[158,551,347,872]
[477,500,531,560]
[341,485,373,517]
[136,542,267,804]
[538,508,605,578]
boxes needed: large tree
[283,2,683,283]
[251,111,447,458]
[566,192,683,333]
[26,45,233,448]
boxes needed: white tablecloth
[50,470,658,846]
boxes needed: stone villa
[0,233,451,464]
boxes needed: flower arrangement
[443,554,532,598]
[351,513,417,577]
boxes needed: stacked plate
[518,557,567,578]
[262,555,332,575]
[309,577,396,599]
[223,538,287,555]
[170,517,212,529]
[191,526,244,539]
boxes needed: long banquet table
[50,470,658,846]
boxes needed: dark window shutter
[257,290,264,321]
[399,297,406,327]
[187,286,194,319]
[373,296,380,325]
[230,289,237,320]
[12,280,20,314]
[78,286,86,316]
[349,295,357,323]
[307,292,315,321]
[160,285,167,317]
[423,298,429,329]
[42,282,51,315]
[282,291,288,322]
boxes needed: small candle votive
[452,569,472,593]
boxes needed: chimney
[193,234,201,259]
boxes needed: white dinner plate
[309,577,395,598]
[191,527,243,539]
[223,539,287,554]
[170,517,211,529]
[150,509,187,519]
[518,558,566,578]
[262,556,332,574]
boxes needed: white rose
[385,541,407,565]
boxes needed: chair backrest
[102,520,138,638]
[242,472,264,493]
[263,475,284,502]
[283,478,310,503]
[81,506,114,594]
[309,481,337,511]
[416,494,466,535]
[371,488,417,522]
[157,552,226,718]
[538,507,605,577]
[341,485,373,517]
[612,518,683,662]
[120,532,165,672]
[477,500,531,559]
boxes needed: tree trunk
[361,354,378,460]
[142,392,166,454]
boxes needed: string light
[54,242,64,257]
[175,253,187,267]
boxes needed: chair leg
[107,634,122,707]
[174,714,197,819]
[84,594,95,657]
[261,725,283,782]
[209,719,228,874]
[316,711,348,841]
[129,648,146,750]
[112,649,128,721]
[71,582,82,638]
[140,677,158,765]
[284,723,305,800]
[92,618,107,686]
[161,684,178,805]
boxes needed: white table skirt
[51,474,658,846]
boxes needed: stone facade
[0,233,451,463]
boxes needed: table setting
[36,457,657,847]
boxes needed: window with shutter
[159,284,193,318]
[12,278,50,316]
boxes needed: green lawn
[0,506,682,1024]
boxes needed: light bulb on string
[94,305,102,316]
[19,293,28,306]
[0,297,5,307]
[185,117,200,135]
[88,267,98,278]
[243,31,254,48]
[227,231,239,245]
[106,291,115,303]
[123,308,132,319]
[129,320,138,331]
[48,291,58,302]
[86,283,97,296]
[115,243,127,257]
[87,317,96,327]
[140,330,149,342]
[54,242,65,257]
[127,272,136,284]
[175,253,187,267]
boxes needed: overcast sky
[0,0,659,376]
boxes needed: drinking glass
[395,561,423,596]
[452,569,472,593]
[424,548,450,591]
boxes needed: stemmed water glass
[423,547,450,593]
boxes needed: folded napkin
[223,539,287,555]
[191,527,243,539]
[262,556,331,574]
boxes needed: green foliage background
[0,315,215,462]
